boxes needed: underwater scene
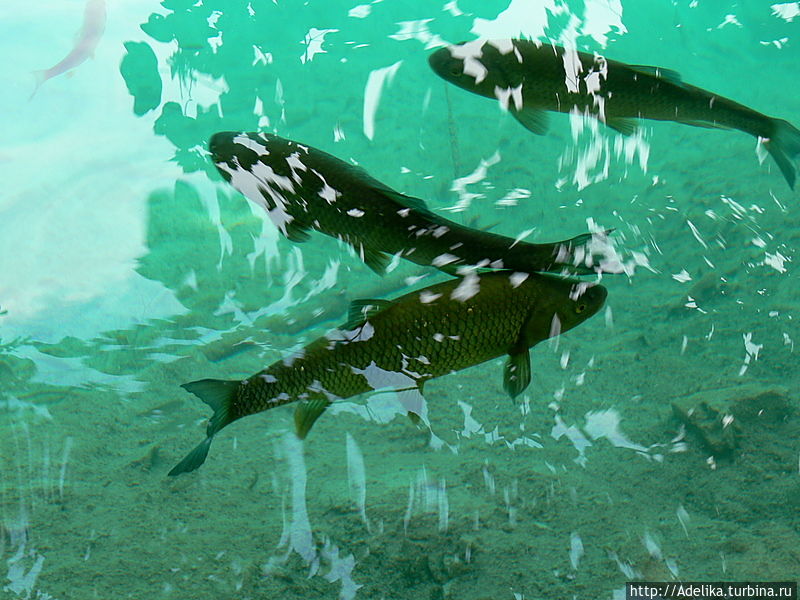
[1,0,799,598]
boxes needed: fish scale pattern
[234,273,591,420]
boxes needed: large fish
[169,270,607,475]
[428,39,800,189]
[210,131,612,276]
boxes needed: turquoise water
[2,0,799,598]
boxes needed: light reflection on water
[1,0,798,598]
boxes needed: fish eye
[575,303,587,314]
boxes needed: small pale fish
[209,131,613,276]
[429,39,800,189]
[31,0,107,98]
[169,270,606,475]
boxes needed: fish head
[524,275,607,342]
[555,279,607,336]
[429,40,525,98]
[209,131,261,182]
[209,131,315,232]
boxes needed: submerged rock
[672,385,792,455]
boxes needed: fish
[169,270,607,475]
[209,131,614,276]
[31,0,107,98]
[428,39,800,189]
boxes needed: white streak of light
[677,504,691,537]
[438,479,449,532]
[362,61,403,140]
[58,437,73,500]
[739,332,763,376]
[686,220,708,249]
[570,532,584,569]
[345,433,370,532]
[283,433,315,563]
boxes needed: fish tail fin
[29,70,46,100]
[765,118,800,190]
[523,229,614,275]
[168,379,239,476]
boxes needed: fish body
[31,0,107,98]
[429,39,800,189]
[169,271,606,475]
[210,131,610,275]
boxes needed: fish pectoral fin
[605,117,639,136]
[283,220,312,243]
[512,108,550,136]
[343,298,395,329]
[628,65,684,86]
[358,245,392,275]
[294,398,331,439]
[503,347,532,399]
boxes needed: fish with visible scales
[209,131,616,276]
[428,39,800,189]
[169,270,607,475]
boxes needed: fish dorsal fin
[629,65,683,86]
[342,298,394,329]
[512,107,550,135]
[378,188,436,217]
[294,398,330,439]
[337,160,437,216]
[357,245,391,275]
[605,117,639,136]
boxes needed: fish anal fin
[512,108,549,135]
[294,398,330,439]
[343,298,394,329]
[605,117,638,136]
[629,65,683,86]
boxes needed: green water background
[0,1,798,598]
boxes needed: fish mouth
[428,46,460,79]
[209,131,238,164]
[583,283,608,316]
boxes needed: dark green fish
[429,39,800,189]
[209,131,613,275]
[169,270,606,475]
